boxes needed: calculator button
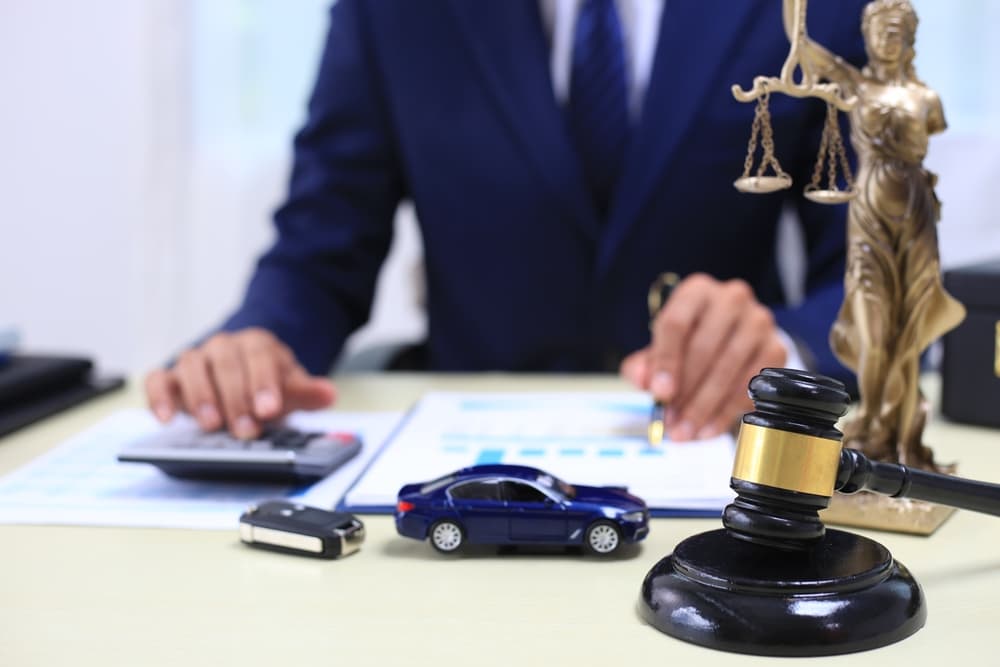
[288,434,314,449]
[269,429,304,448]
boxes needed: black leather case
[941,260,1000,428]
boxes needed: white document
[342,392,737,515]
[0,409,401,529]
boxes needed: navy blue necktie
[568,0,630,216]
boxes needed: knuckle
[245,327,281,350]
[177,349,202,368]
[242,327,272,345]
[246,329,293,365]
[749,304,774,330]
[244,334,284,361]
[203,333,232,356]
[683,272,714,293]
[725,279,753,304]
[658,308,691,334]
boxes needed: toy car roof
[452,464,548,481]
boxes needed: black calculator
[117,424,362,483]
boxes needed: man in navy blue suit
[146,0,868,441]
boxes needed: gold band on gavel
[731,422,843,497]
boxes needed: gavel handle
[835,448,1000,517]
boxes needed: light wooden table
[1,374,998,666]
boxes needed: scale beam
[732,76,855,112]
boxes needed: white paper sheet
[342,392,736,515]
[0,409,401,529]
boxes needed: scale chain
[808,102,854,195]
[758,93,781,177]
[741,95,764,179]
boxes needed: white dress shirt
[538,0,665,118]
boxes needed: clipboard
[337,391,736,517]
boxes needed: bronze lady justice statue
[733,0,965,471]
[793,0,966,470]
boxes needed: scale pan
[804,188,856,204]
[734,175,792,194]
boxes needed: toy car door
[502,480,567,542]
[447,479,507,543]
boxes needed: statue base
[639,528,926,656]
[822,491,956,536]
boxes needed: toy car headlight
[621,510,645,522]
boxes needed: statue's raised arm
[733,0,856,110]
[782,0,863,95]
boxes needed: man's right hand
[144,327,337,439]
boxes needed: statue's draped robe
[830,82,965,460]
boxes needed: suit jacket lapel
[598,1,758,276]
[447,0,600,241]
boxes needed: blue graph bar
[559,448,585,457]
[475,449,505,465]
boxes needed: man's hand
[620,273,787,441]
[144,328,336,439]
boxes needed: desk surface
[1,373,998,666]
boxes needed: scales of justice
[733,0,967,533]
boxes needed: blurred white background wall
[0,0,425,375]
[1,0,998,375]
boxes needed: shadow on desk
[380,538,645,562]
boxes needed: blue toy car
[395,464,649,555]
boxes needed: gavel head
[723,368,851,550]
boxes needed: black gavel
[640,368,1000,657]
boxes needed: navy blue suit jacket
[224,0,868,382]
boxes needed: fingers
[172,347,223,431]
[144,369,181,423]
[142,327,337,438]
[240,330,286,420]
[678,280,750,389]
[647,273,714,404]
[619,347,651,389]
[203,333,257,439]
[689,335,787,440]
[646,274,788,442]
[284,368,337,411]
[676,303,785,439]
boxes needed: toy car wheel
[429,519,464,553]
[584,520,622,555]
